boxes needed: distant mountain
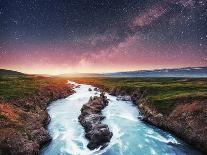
[0,69,25,75]
[4,66,205,78]
[104,67,207,77]
[57,73,103,77]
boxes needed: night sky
[0,0,207,75]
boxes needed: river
[40,82,201,155]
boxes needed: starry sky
[0,0,207,75]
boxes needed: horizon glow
[0,0,206,74]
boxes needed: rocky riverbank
[138,100,207,154]
[107,87,207,154]
[78,92,113,150]
[0,81,74,155]
[71,79,206,154]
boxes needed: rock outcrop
[78,93,113,150]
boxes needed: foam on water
[41,82,201,155]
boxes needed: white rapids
[40,81,201,155]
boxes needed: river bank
[0,75,74,155]
[109,87,207,154]
[70,77,207,154]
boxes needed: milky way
[0,0,207,74]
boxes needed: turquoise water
[41,82,201,155]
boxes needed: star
[0,0,206,73]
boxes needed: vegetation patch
[0,74,69,102]
[0,114,7,120]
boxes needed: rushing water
[41,82,201,155]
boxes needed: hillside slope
[0,73,74,154]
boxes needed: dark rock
[78,93,113,150]
[75,85,81,88]
[0,128,39,155]
[30,127,52,146]
[88,88,92,91]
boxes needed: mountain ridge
[104,66,207,77]
[57,66,207,77]
[1,66,207,77]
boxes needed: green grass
[70,77,207,113]
[0,114,7,120]
[0,74,68,102]
[1,74,207,114]
[0,74,44,101]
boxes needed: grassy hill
[0,70,69,102]
[0,70,73,154]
